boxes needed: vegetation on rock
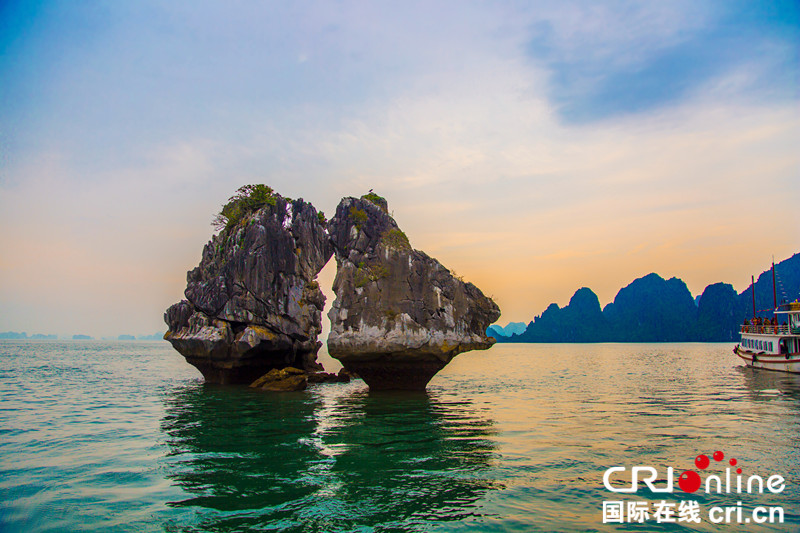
[380,228,411,250]
[348,206,368,229]
[354,261,390,288]
[213,184,277,231]
[361,191,388,213]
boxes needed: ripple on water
[1,341,800,531]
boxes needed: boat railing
[740,325,800,335]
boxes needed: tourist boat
[734,301,800,373]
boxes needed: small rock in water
[250,367,307,392]
[307,371,350,384]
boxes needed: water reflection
[738,366,800,403]
[160,383,500,531]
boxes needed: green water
[1,341,799,531]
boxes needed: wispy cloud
[524,1,799,122]
[0,1,797,334]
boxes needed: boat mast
[772,258,777,311]
[752,275,756,320]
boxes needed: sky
[1,0,798,337]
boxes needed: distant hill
[503,287,609,342]
[0,332,56,339]
[137,333,165,340]
[0,331,28,339]
[487,322,528,337]
[602,274,698,342]
[491,253,800,343]
[1,331,167,341]
[1,331,166,341]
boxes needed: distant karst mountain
[487,322,527,338]
[0,332,57,339]
[490,253,800,343]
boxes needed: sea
[1,340,799,532]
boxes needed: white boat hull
[734,345,800,374]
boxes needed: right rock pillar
[327,193,501,390]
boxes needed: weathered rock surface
[249,367,307,391]
[327,194,501,390]
[164,190,333,384]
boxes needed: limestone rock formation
[249,367,308,391]
[164,186,333,384]
[327,193,501,390]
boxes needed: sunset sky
[1,1,798,337]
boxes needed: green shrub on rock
[361,191,388,213]
[381,228,411,250]
[213,184,277,231]
[349,207,368,229]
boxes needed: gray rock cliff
[326,193,501,390]
[164,187,333,384]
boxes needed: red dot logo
[695,454,710,469]
[679,470,702,493]
[713,451,724,461]
[729,458,737,467]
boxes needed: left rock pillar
[164,187,333,384]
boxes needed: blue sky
[532,1,798,122]
[1,1,798,336]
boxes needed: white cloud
[1,1,797,333]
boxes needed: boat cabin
[740,302,800,356]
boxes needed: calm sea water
[1,340,799,532]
